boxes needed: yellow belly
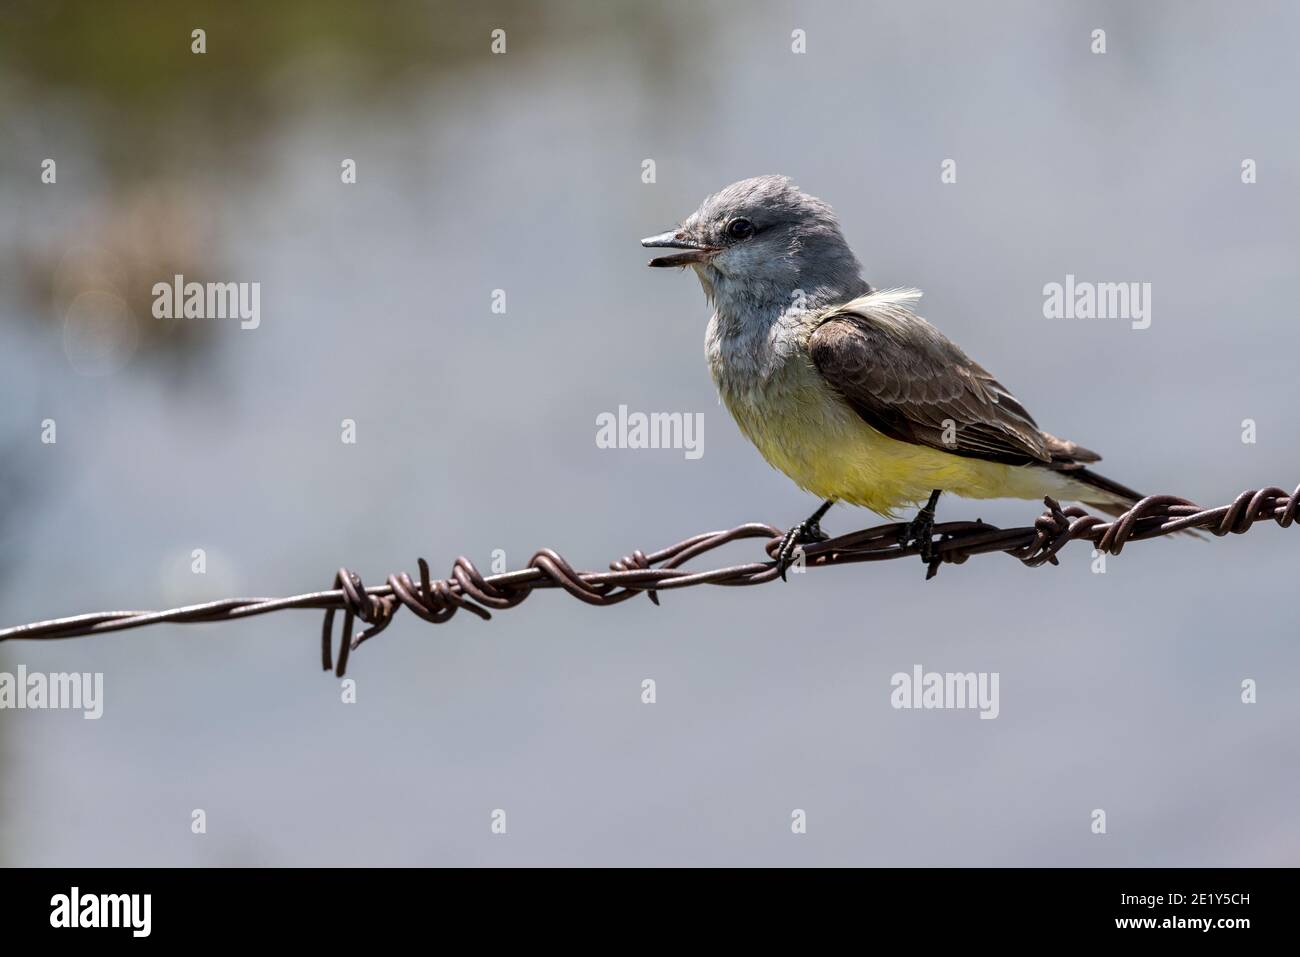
[719,358,1070,518]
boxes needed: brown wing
[808,309,1078,467]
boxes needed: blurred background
[1,0,1298,866]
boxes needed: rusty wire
[1,484,1296,677]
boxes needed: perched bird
[641,175,1146,576]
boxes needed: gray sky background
[1,0,1298,865]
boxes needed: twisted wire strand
[1,485,1296,677]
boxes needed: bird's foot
[775,518,830,581]
[902,511,936,562]
[900,489,943,573]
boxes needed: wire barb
[2,484,1297,677]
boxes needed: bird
[641,174,1148,578]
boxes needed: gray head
[641,175,869,317]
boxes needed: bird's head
[641,175,865,313]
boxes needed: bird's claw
[897,490,943,577]
[901,511,936,563]
[775,519,829,581]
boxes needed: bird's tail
[1066,466,1145,518]
[1062,467,1201,538]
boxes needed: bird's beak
[641,230,719,268]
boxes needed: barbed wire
[1,484,1296,677]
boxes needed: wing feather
[807,298,1057,467]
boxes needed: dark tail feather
[1069,466,1143,517]
[1068,466,1202,538]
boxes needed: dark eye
[726,218,756,240]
